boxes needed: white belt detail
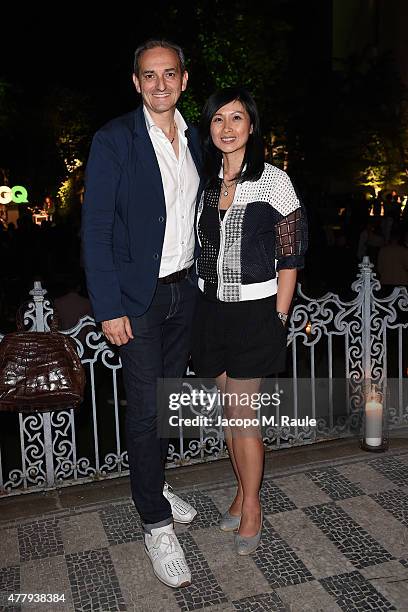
[198,277,277,300]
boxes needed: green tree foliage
[46,88,92,175]
[44,88,92,214]
[328,53,408,194]
[195,1,290,130]
[160,0,291,137]
[3,3,407,209]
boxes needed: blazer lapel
[133,107,166,207]
[185,125,204,224]
[185,126,202,176]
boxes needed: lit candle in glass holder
[305,321,312,335]
[365,392,383,447]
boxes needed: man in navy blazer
[82,39,201,588]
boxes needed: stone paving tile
[304,503,394,568]
[119,596,235,612]
[259,481,297,514]
[59,511,109,554]
[371,488,408,528]
[276,580,344,612]
[251,518,314,589]
[174,531,229,611]
[270,509,355,579]
[184,604,235,612]
[368,456,408,487]
[18,518,64,562]
[176,490,221,530]
[305,467,365,500]
[319,570,397,611]
[117,593,181,612]
[20,555,72,611]
[192,526,272,601]
[66,547,126,611]
[99,502,143,545]
[232,590,288,611]
[273,473,333,508]
[205,484,236,514]
[0,529,19,569]
[0,565,20,612]
[335,462,398,494]
[396,453,408,467]
[338,495,408,559]
[3,451,408,611]
[361,559,408,580]
[360,560,408,612]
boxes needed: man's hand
[102,316,134,346]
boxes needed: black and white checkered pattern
[3,451,407,611]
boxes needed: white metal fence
[1,257,407,496]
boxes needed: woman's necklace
[221,178,237,197]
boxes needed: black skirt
[191,291,288,379]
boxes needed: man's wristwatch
[277,311,288,326]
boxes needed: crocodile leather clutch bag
[0,313,85,413]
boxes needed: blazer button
[153,253,159,260]
[158,216,164,223]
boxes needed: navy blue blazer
[81,106,202,322]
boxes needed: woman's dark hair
[200,86,264,186]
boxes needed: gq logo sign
[0,185,28,204]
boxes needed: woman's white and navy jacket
[196,163,307,302]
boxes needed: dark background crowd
[1,186,408,333]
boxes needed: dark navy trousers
[119,275,197,525]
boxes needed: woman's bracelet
[277,311,288,325]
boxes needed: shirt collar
[143,106,188,134]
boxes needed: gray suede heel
[219,510,241,532]
[234,510,263,555]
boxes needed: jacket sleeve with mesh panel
[271,170,308,271]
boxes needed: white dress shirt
[144,107,200,277]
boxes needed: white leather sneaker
[163,482,197,524]
[144,523,191,588]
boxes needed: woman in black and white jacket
[192,86,307,554]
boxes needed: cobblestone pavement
[1,450,408,611]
